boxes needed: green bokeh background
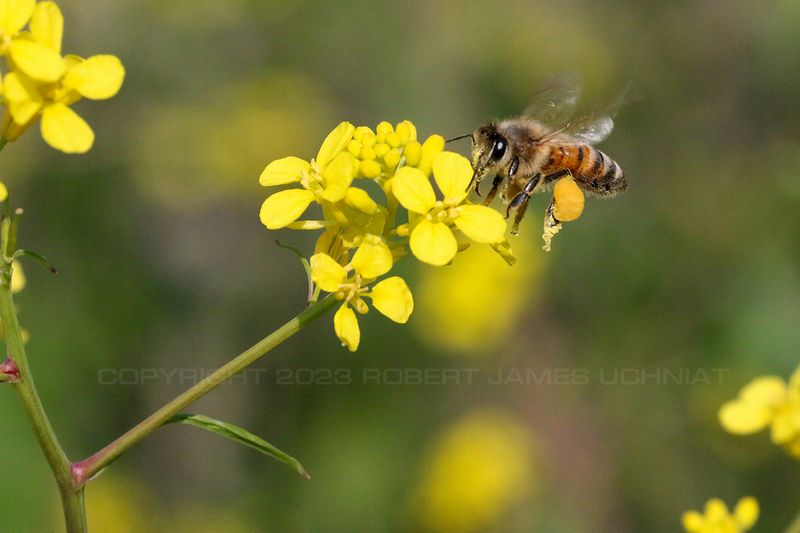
[2,0,800,531]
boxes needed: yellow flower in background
[412,409,535,533]
[260,121,362,229]
[719,366,800,457]
[81,474,152,533]
[682,497,759,533]
[392,151,507,266]
[414,237,541,354]
[310,237,413,351]
[1,1,125,153]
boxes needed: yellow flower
[0,0,66,84]
[415,237,541,354]
[412,409,535,533]
[682,497,759,533]
[719,366,800,457]
[260,122,365,229]
[310,238,413,351]
[1,2,125,153]
[391,151,507,266]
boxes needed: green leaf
[275,240,314,302]
[164,413,310,479]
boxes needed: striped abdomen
[542,144,627,197]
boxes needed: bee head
[471,123,508,178]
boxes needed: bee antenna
[446,133,472,143]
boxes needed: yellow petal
[258,188,314,229]
[63,54,125,100]
[417,134,445,176]
[316,121,355,167]
[770,406,800,444]
[259,156,310,186]
[681,510,704,532]
[320,151,355,202]
[351,235,392,279]
[0,0,35,34]
[704,499,729,521]
[553,176,585,221]
[343,187,377,215]
[0,182,7,202]
[784,437,800,458]
[309,253,347,292]
[391,167,436,214]
[40,103,94,153]
[370,276,413,323]
[718,399,771,434]
[334,304,360,352]
[733,497,758,529]
[410,219,457,266]
[453,204,507,243]
[432,151,473,204]
[30,1,63,53]
[3,71,43,124]
[9,38,66,82]
[789,365,800,392]
[740,376,788,408]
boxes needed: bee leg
[482,175,503,206]
[469,169,482,196]
[543,168,571,184]
[505,173,541,235]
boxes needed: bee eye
[491,139,507,161]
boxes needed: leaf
[164,413,310,479]
[276,240,314,303]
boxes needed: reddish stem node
[0,356,20,383]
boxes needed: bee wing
[542,82,635,145]
[522,72,582,125]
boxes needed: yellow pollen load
[552,176,585,221]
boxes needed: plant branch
[0,261,86,532]
[72,293,338,485]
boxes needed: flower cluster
[0,0,125,153]
[259,121,514,350]
[681,497,759,533]
[718,365,800,457]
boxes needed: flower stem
[0,263,86,532]
[72,293,338,485]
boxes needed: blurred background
[2,0,800,531]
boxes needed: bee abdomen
[576,146,627,197]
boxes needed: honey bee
[456,73,630,249]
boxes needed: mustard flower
[412,410,535,533]
[260,121,366,230]
[1,1,125,153]
[0,0,66,83]
[682,497,759,533]
[391,151,507,266]
[347,120,444,181]
[719,366,800,457]
[310,236,413,351]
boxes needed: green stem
[0,138,8,153]
[72,293,338,485]
[0,263,86,532]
